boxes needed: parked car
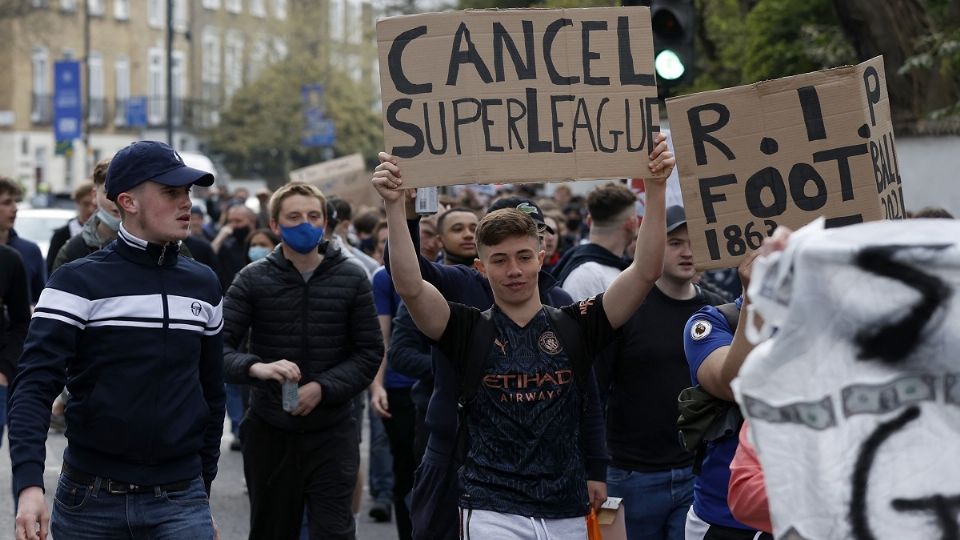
[15,207,76,259]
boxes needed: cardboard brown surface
[288,154,378,207]
[666,56,905,270]
[377,8,664,188]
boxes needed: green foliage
[209,59,382,186]
[739,0,852,82]
[688,0,854,96]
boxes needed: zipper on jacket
[301,278,309,392]
[158,243,168,266]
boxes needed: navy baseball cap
[487,197,554,234]
[106,141,214,201]
[666,205,687,233]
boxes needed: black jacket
[222,242,382,431]
[9,227,225,495]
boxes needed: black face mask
[232,226,250,242]
[566,219,582,230]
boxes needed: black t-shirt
[599,285,724,471]
[435,294,614,519]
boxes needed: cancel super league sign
[377,8,665,187]
[667,56,906,270]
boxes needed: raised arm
[373,153,450,341]
[602,133,673,329]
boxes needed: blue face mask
[248,246,271,262]
[96,208,121,232]
[280,222,325,254]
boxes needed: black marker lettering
[687,103,735,166]
[388,26,432,95]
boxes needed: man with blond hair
[223,182,382,539]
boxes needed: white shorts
[460,508,587,540]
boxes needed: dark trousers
[383,387,417,540]
[241,413,359,540]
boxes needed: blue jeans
[224,383,244,437]
[51,474,214,539]
[367,395,394,504]
[606,465,694,540]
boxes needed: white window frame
[248,36,268,82]
[148,0,164,29]
[201,27,221,84]
[346,0,361,44]
[272,0,286,20]
[223,31,244,99]
[31,48,49,122]
[88,0,104,15]
[114,56,130,125]
[148,47,165,124]
[113,0,129,19]
[271,38,287,62]
[60,0,76,11]
[202,0,220,8]
[88,52,104,124]
[329,0,344,42]
[225,0,241,14]
[250,0,265,17]
[173,0,188,32]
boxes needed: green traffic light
[655,49,685,81]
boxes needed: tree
[208,58,382,188]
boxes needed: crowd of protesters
[0,138,955,540]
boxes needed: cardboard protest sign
[666,56,905,270]
[289,153,378,206]
[377,7,664,188]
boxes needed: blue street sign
[301,84,336,147]
[53,60,82,142]
[126,96,147,128]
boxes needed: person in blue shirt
[682,252,772,540]
[0,178,46,305]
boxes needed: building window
[88,52,104,125]
[225,0,241,13]
[173,0,188,32]
[250,0,265,17]
[202,0,220,8]
[271,38,287,62]
[248,36,268,82]
[31,0,50,7]
[60,0,76,11]
[88,0,103,15]
[114,0,128,19]
[31,48,50,123]
[148,47,165,125]
[148,0,164,28]
[329,0,344,42]
[171,51,187,126]
[114,57,130,126]
[224,31,244,99]
[272,0,286,19]
[202,27,221,84]
[346,0,361,44]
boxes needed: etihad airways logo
[484,369,573,403]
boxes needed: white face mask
[96,207,121,232]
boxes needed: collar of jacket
[113,224,181,267]
[265,240,342,278]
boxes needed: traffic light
[622,0,697,95]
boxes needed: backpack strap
[453,308,497,463]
